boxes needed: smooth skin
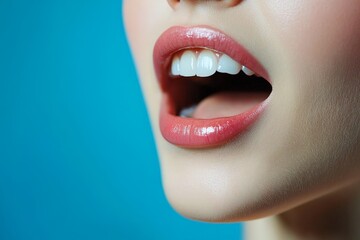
[123,1,360,239]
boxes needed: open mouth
[168,49,272,119]
[153,26,272,148]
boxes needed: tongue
[192,92,269,119]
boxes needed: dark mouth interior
[167,71,273,116]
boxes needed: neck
[244,185,360,240]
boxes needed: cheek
[122,1,171,93]
[261,0,360,150]
[262,0,360,73]
[122,0,166,140]
[123,0,148,57]
[123,0,170,56]
[259,0,360,196]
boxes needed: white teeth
[172,49,256,77]
[242,66,255,76]
[180,50,197,77]
[179,105,197,118]
[217,54,241,75]
[171,55,180,76]
[196,50,217,77]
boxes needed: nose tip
[167,0,242,10]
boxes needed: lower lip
[159,94,269,148]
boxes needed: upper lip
[153,26,270,92]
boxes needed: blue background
[0,0,242,239]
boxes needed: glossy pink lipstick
[153,26,271,148]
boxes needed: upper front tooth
[171,55,180,76]
[196,50,217,77]
[242,66,255,76]
[217,54,241,75]
[180,50,197,77]
[173,49,254,77]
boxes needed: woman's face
[123,0,360,221]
